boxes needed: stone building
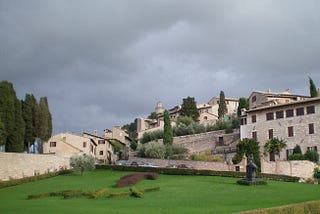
[240,90,320,161]
[137,96,239,140]
[44,132,116,163]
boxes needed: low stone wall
[0,152,69,181]
[261,156,318,179]
[129,157,246,172]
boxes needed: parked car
[115,160,130,166]
[166,164,177,168]
[130,161,145,166]
[140,163,158,168]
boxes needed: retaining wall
[0,152,69,181]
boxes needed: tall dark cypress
[22,94,39,151]
[309,77,318,97]
[0,118,5,147]
[38,97,52,142]
[163,110,173,145]
[218,91,227,119]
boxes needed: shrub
[236,179,267,186]
[288,153,305,160]
[116,172,158,187]
[140,130,163,144]
[137,142,188,159]
[293,145,302,154]
[129,188,143,198]
[144,141,166,159]
[304,150,319,163]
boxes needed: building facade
[241,95,320,161]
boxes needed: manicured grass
[1,169,320,214]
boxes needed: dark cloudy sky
[1,1,320,135]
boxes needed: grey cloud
[1,0,320,133]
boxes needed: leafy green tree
[232,138,261,169]
[176,116,194,126]
[70,154,95,175]
[237,97,249,117]
[264,138,287,160]
[163,110,173,145]
[179,96,199,122]
[309,76,318,97]
[218,91,227,119]
[148,112,157,119]
[122,118,138,149]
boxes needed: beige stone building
[137,96,239,140]
[44,132,116,163]
[240,90,320,161]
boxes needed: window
[268,129,274,139]
[276,111,284,119]
[252,96,256,102]
[309,123,315,134]
[286,149,293,160]
[288,126,294,137]
[83,142,87,148]
[218,137,224,146]
[266,112,274,121]
[240,118,247,125]
[252,131,257,139]
[90,145,94,153]
[204,116,208,120]
[98,140,105,144]
[286,109,294,118]
[251,115,256,123]
[307,146,317,151]
[50,142,56,147]
[99,151,103,155]
[306,106,315,114]
[296,107,304,116]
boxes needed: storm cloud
[1,0,320,134]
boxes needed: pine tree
[163,110,173,145]
[237,97,249,117]
[179,96,199,122]
[309,77,318,97]
[218,91,227,119]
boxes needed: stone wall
[160,129,240,155]
[0,153,69,181]
[260,156,318,179]
[129,157,246,172]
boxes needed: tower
[155,101,164,115]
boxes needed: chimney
[93,130,98,136]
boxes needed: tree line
[0,81,52,153]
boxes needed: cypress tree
[0,81,24,152]
[309,77,318,97]
[22,94,39,151]
[0,118,5,148]
[180,96,200,122]
[163,110,173,145]
[218,91,227,119]
[38,97,52,142]
[237,97,249,117]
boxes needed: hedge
[236,200,320,214]
[96,164,300,182]
[0,169,73,189]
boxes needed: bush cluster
[116,172,158,188]
[28,188,108,200]
[289,150,319,163]
[109,186,160,199]
[140,117,240,144]
[0,170,73,189]
[236,179,267,186]
[96,164,300,182]
[136,142,188,159]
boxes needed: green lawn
[1,169,320,214]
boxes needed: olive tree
[70,154,95,175]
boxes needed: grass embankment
[1,169,320,214]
